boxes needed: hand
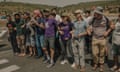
[78,34,82,37]
[59,31,64,35]
[21,25,25,28]
[104,32,109,37]
[65,38,69,40]
[14,28,16,30]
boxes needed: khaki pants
[16,35,25,49]
[92,37,107,64]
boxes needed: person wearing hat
[71,9,88,72]
[87,6,113,72]
[58,13,74,65]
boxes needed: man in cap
[71,9,88,72]
[88,6,113,72]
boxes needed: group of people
[6,6,120,72]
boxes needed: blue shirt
[73,20,88,40]
[36,17,45,35]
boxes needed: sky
[0,0,105,7]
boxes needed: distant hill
[0,0,119,14]
[62,0,120,12]
[0,2,56,14]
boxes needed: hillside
[0,2,56,14]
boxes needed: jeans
[59,39,73,60]
[35,34,44,56]
[9,32,19,53]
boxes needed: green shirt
[15,19,24,36]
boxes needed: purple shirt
[45,19,57,37]
[59,22,73,40]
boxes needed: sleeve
[69,23,74,31]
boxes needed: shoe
[71,63,78,70]
[46,63,54,68]
[92,64,97,71]
[115,68,120,72]
[99,64,104,72]
[43,59,50,64]
[110,66,118,71]
[60,60,68,65]
[80,67,85,72]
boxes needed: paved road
[0,49,115,72]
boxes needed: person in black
[6,15,19,55]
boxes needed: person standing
[58,13,73,65]
[6,15,19,55]
[110,14,120,72]
[71,9,88,72]
[33,10,45,58]
[43,13,57,68]
[88,7,113,72]
[14,13,26,57]
[23,12,36,57]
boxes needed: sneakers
[71,63,76,68]
[71,63,78,70]
[60,60,68,65]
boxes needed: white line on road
[0,65,20,72]
[0,59,9,64]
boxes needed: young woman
[23,12,36,57]
[58,13,73,65]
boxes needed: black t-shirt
[6,21,16,33]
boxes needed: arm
[104,20,114,37]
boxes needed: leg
[92,38,99,70]
[78,40,85,71]
[99,39,106,72]
[72,40,79,69]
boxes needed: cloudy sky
[0,0,105,7]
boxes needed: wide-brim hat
[93,6,103,15]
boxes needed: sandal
[92,64,97,71]
[110,66,118,71]
[100,64,104,72]
[80,67,85,72]
[115,68,120,72]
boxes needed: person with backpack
[110,14,120,72]
[58,13,73,65]
[87,7,113,72]
[71,9,88,72]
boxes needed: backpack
[91,16,113,43]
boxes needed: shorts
[112,44,120,56]
[26,36,35,47]
[44,37,55,49]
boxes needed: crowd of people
[6,6,120,72]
